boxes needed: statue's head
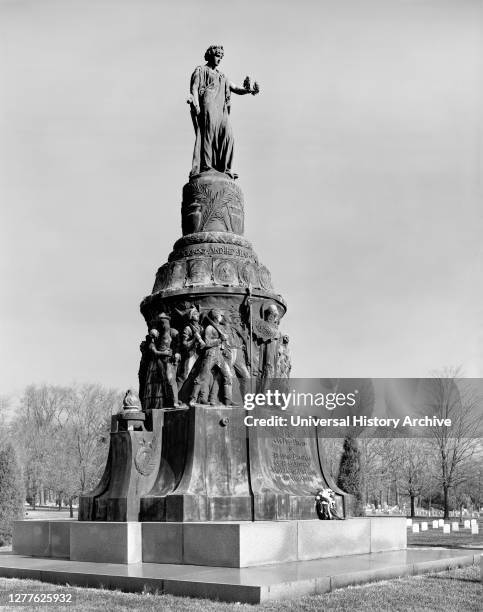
[188,307,199,322]
[155,312,171,332]
[149,328,159,340]
[265,304,280,325]
[209,308,223,323]
[204,45,224,66]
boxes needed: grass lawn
[23,508,77,521]
[0,564,481,612]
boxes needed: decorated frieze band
[152,258,273,292]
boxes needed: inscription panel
[249,407,330,500]
[171,244,258,262]
[270,433,318,485]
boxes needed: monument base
[13,517,406,567]
[0,548,479,604]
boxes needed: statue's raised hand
[243,76,260,96]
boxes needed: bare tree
[12,385,70,507]
[451,453,483,519]
[427,369,483,519]
[63,383,120,494]
[358,438,384,508]
[12,383,120,513]
[382,439,436,517]
[0,395,11,446]
[318,438,344,484]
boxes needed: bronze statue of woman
[188,45,259,178]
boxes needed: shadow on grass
[408,543,482,550]
[424,574,480,584]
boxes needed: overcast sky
[1,0,482,401]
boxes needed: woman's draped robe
[190,65,234,176]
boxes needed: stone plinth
[142,517,406,567]
[13,521,72,559]
[14,517,406,567]
[78,411,165,522]
[140,405,252,522]
[70,522,142,564]
[139,404,351,522]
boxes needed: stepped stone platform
[0,548,479,604]
[12,518,407,567]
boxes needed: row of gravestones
[407,517,479,535]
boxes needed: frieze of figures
[138,299,291,409]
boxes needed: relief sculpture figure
[143,316,181,409]
[138,332,151,406]
[142,329,165,410]
[177,306,206,387]
[256,304,281,380]
[189,308,233,406]
[276,334,292,378]
[224,316,251,399]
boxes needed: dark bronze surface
[79,53,351,522]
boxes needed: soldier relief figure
[188,45,259,178]
[177,307,205,387]
[189,308,234,407]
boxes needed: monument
[10,47,411,596]
[77,43,352,526]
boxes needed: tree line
[0,383,122,521]
[326,374,483,518]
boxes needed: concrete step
[0,548,480,603]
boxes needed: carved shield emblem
[168,261,186,290]
[214,259,237,285]
[258,265,273,290]
[153,265,169,291]
[239,262,258,287]
[187,259,211,285]
[134,436,158,476]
